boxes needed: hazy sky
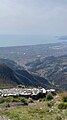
[0,0,67,46]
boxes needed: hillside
[0,59,51,89]
[25,55,67,91]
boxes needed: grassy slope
[0,92,67,120]
[0,101,67,120]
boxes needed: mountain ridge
[0,59,51,89]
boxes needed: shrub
[55,115,62,120]
[18,85,25,88]
[20,97,28,105]
[28,98,33,103]
[47,101,54,108]
[13,98,20,102]
[58,102,67,109]
[6,97,14,102]
[61,92,67,102]
[46,93,53,101]
[6,97,20,102]
[0,97,5,104]
[39,98,45,102]
[6,103,10,108]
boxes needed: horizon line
[0,41,66,48]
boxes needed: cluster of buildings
[0,88,55,99]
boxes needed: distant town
[0,87,55,99]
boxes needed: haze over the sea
[0,0,67,47]
[0,35,66,47]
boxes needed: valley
[0,42,67,91]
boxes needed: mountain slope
[25,55,67,91]
[0,59,51,89]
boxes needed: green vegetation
[61,92,67,102]
[0,101,67,120]
[0,93,67,120]
[0,97,5,104]
[0,96,28,105]
[46,93,53,101]
[28,98,33,103]
[6,97,14,102]
[55,115,63,120]
[47,100,54,107]
[17,85,25,88]
[19,97,28,105]
[58,102,67,109]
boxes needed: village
[0,87,55,99]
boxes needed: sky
[0,0,67,46]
